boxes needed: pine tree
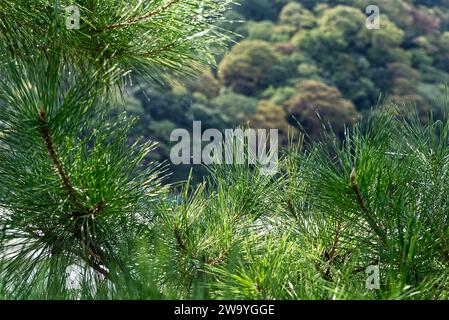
[0,0,232,299]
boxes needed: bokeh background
[118,0,449,182]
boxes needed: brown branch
[286,199,299,220]
[350,168,367,214]
[328,221,342,265]
[98,0,181,32]
[443,249,449,265]
[205,247,230,267]
[72,218,110,279]
[350,168,388,247]
[141,42,177,58]
[38,107,107,216]
[91,198,105,215]
[173,226,186,252]
[83,250,109,278]
[173,225,229,267]
[37,107,109,277]
[38,106,83,210]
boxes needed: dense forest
[121,0,449,181]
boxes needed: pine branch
[328,221,342,265]
[173,225,229,267]
[37,106,83,211]
[173,226,187,252]
[98,0,181,32]
[350,168,388,247]
[142,42,177,58]
[78,225,110,279]
[37,106,107,216]
[206,250,229,267]
[38,106,110,277]
[0,0,233,299]
[286,199,299,220]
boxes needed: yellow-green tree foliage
[285,80,359,140]
[218,40,279,95]
[386,95,430,124]
[249,100,291,146]
[188,70,221,99]
[279,2,315,31]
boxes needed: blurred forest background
[118,0,449,182]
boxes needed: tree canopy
[122,0,449,182]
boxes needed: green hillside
[122,0,449,181]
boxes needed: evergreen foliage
[0,0,232,299]
[0,0,449,301]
